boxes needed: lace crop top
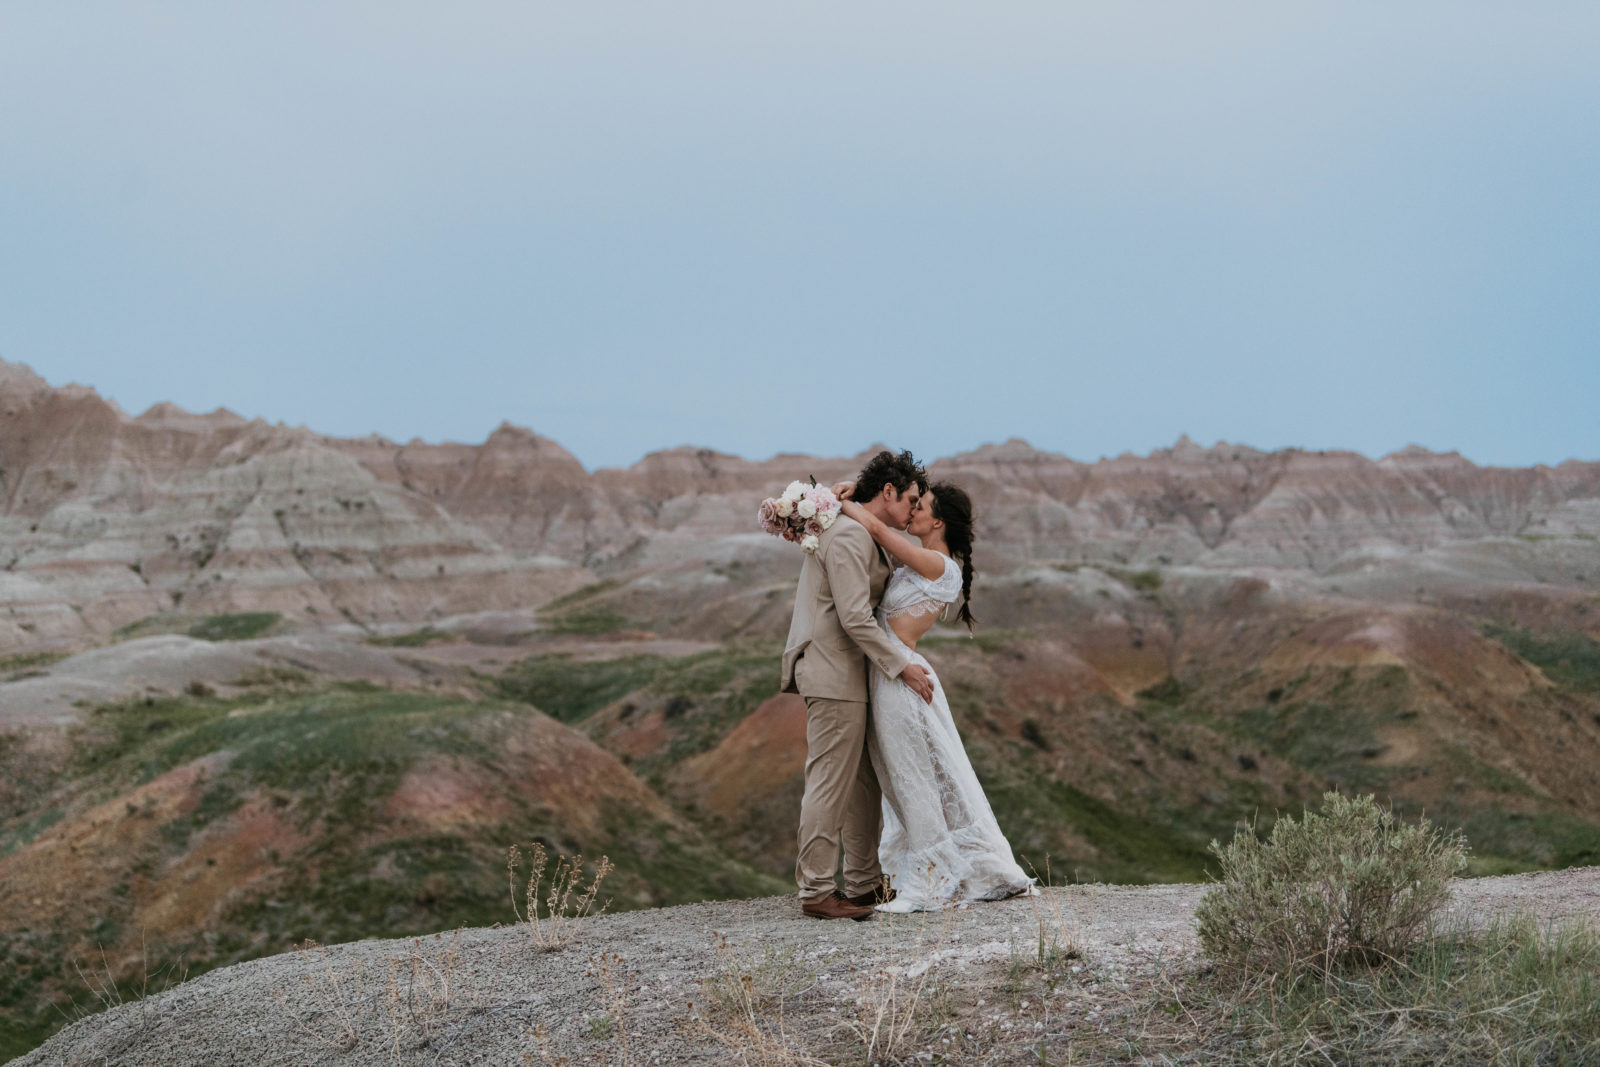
[880,554,963,623]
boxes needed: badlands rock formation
[5,356,1598,655]
[0,361,589,651]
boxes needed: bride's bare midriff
[888,610,940,650]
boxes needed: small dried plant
[381,930,466,1057]
[62,931,187,1032]
[507,842,614,952]
[843,909,949,1063]
[66,944,127,1024]
[524,1023,570,1066]
[688,931,826,1066]
[275,931,474,1061]
[585,951,634,1065]
[1024,857,1091,983]
[271,939,367,1052]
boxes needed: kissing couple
[781,449,1034,920]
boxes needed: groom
[782,449,936,921]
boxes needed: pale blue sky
[3,4,1597,469]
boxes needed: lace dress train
[868,558,1034,912]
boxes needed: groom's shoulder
[822,515,870,552]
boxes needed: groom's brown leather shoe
[846,886,897,908]
[801,893,874,921]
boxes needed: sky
[2,3,1597,470]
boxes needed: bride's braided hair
[930,481,977,631]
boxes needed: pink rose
[758,497,781,535]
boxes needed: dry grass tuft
[272,931,477,1063]
[1147,910,1600,1064]
[1024,860,1094,983]
[584,951,634,1065]
[61,934,187,1036]
[381,930,466,1057]
[841,909,951,1064]
[271,939,367,1051]
[524,951,637,1067]
[687,931,827,1066]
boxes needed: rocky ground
[16,867,1600,1066]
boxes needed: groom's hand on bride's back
[901,663,934,703]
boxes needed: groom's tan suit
[782,516,911,902]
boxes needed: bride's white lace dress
[869,555,1034,912]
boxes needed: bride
[835,479,1034,912]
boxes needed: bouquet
[757,479,842,553]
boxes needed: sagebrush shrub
[1196,791,1467,976]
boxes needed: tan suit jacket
[781,516,911,702]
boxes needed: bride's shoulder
[930,553,962,595]
[896,555,957,590]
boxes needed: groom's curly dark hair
[854,449,928,503]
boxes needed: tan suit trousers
[794,695,883,902]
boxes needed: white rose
[797,498,817,519]
[801,534,820,553]
[775,497,794,518]
[783,481,806,502]
[819,510,836,530]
